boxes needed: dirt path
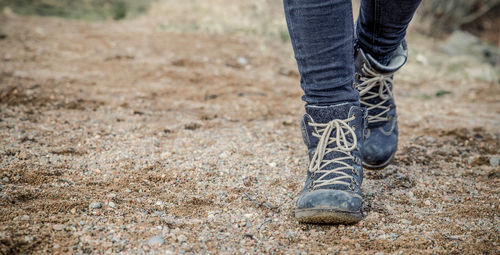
[0,7,499,254]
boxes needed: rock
[18,151,29,160]
[155,211,166,217]
[415,54,428,65]
[439,30,499,65]
[89,202,102,209]
[147,236,165,246]
[237,57,248,66]
[24,236,35,242]
[22,215,29,220]
[400,219,411,225]
[2,177,9,182]
[177,234,188,243]
[424,200,431,206]
[439,30,480,55]
[108,201,116,208]
[53,224,65,231]
[490,157,499,167]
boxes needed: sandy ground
[0,2,499,254]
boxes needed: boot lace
[308,116,358,190]
[355,63,395,124]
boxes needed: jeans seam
[372,0,380,56]
[284,1,309,97]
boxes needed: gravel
[89,202,102,209]
[0,5,498,254]
[148,236,165,246]
[490,157,499,167]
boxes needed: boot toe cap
[296,189,362,213]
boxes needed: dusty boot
[354,41,408,170]
[295,103,365,224]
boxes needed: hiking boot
[354,41,408,170]
[295,103,366,224]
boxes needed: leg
[356,0,422,64]
[283,0,366,224]
[284,0,358,106]
[354,0,422,169]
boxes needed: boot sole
[362,147,397,170]
[295,208,363,224]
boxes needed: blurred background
[0,0,499,254]
[0,0,499,42]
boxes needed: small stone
[108,201,116,208]
[22,215,30,220]
[400,219,411,225]
[415,54,428,65]
[89,202,102,209]
[424,200,431,206]
[177,234,188,243]
[147,235,165,246]
[490,157,499,167]
[156,201,164,206]
[18,151,29,160]
[2,177,9,182]
[24,236,34,242]
[53,224,65,231]
[155,211,166,217]
[237,57,248,66]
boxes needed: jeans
[283,0,421,106]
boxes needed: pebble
[178,234,188,243]
[22,215,29,220]
[424,200,431,206]
[53,224,65,231]
[147,236,165,246]
[108,201,116,208]
[89,202,102,209]
[155,211,166,217]
[490,157,499,167]
[400,219,411,225]
[2,177,9,182]
[237,57,248,66]
[18,151,29,160]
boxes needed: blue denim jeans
[283,0,421,106]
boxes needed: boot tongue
[304,103,354,192]
[305,103,353,124]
